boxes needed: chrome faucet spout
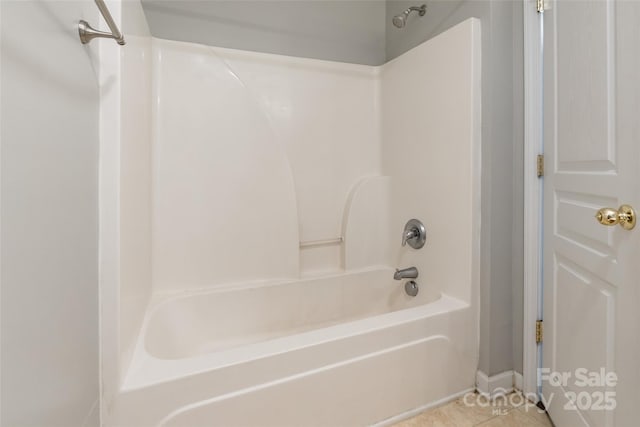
[394,267,419,280]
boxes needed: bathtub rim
[148,265,398,302]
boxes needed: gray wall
[141,0,387,65]
[386,0,524,376]
[1,1,100,425]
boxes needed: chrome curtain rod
[78,0,125,46]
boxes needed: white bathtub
[112,268,477,426]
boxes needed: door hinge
[537,154,544,178]
[536,0,545,13]
[536,320,544,344]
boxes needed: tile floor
[392,392,553,427]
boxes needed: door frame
[522,0,544,401]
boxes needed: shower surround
[104,13,481,426]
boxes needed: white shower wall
[151,40,382,291]
[382,20,481,304]
[150,21,480,299]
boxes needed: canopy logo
[461,390,541,416]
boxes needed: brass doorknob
[595,205,636,230]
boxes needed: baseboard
[476,370,514,398]
[513,371,523,392]
[373,387,475,427]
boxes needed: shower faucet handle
[402,219,426,249]
[402,228,418,246]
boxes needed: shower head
[392,14,407,28]
[392,4,427,28]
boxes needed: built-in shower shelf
[299,237,344,249]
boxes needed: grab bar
[78,0,125,46]
[299,237,343,249]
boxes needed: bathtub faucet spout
[394,267,418,280]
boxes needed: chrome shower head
[392,4,427,28]
[392,13,407,28]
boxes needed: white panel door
[542,1,640,426]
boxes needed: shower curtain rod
[78,0,126,46]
